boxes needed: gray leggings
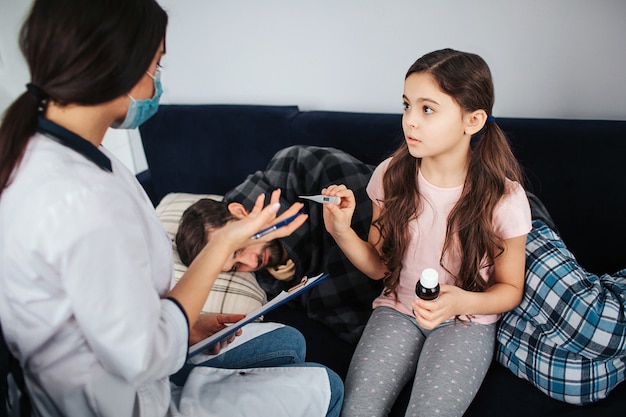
[341,306,495,417]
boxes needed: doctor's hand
[190,312,246,354]
[217,189,307,249]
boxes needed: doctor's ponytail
[0,0,167,195]
[0,90,41,193]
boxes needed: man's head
[176,198,285,272]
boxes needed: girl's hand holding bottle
[411,284,465,330]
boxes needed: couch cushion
[498,221,626,405]
[155,192,267,315]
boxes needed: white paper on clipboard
[188,272,329,357]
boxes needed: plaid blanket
[224,146,383,344]
[497,220,626,405]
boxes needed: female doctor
[0,0,342,416]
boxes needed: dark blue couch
[138,104,626,416]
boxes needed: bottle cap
[420,268,439,289]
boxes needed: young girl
[0,1,342,416]
[323,48,532,417]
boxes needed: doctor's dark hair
[0,0,168,194]
[375,48,524,298]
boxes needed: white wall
[2,0,625,173]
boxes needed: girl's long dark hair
[376,48,523,296]
[0,0,168,195]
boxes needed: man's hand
[189,312,246,354]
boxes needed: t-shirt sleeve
[366,157,392,207]
[492,180,532,240]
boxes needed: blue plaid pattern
[497,220,626,405]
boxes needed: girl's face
[402,72,471,162]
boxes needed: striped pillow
[155,192,267,314]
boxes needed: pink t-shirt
[366,157,532,324]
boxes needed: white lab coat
[0,132,330,417]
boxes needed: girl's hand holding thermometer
[319,185,356,237]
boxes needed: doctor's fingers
[254,212,309,243]
[217,203,281,246]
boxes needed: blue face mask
[114,69,163,130]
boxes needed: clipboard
[188,272,329,357]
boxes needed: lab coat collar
[37,116,112,172]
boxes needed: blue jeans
[171,325,343,417]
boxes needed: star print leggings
[340,306,496,417]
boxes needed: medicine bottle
[415,268,440,301]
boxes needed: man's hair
[176,198,236,266]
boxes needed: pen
[252,212,302,240]
[299,195,341,205]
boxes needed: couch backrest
[498,117,626,275]
[139,104,299,197]
[289,110,403,166]
[139,105,626,274]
